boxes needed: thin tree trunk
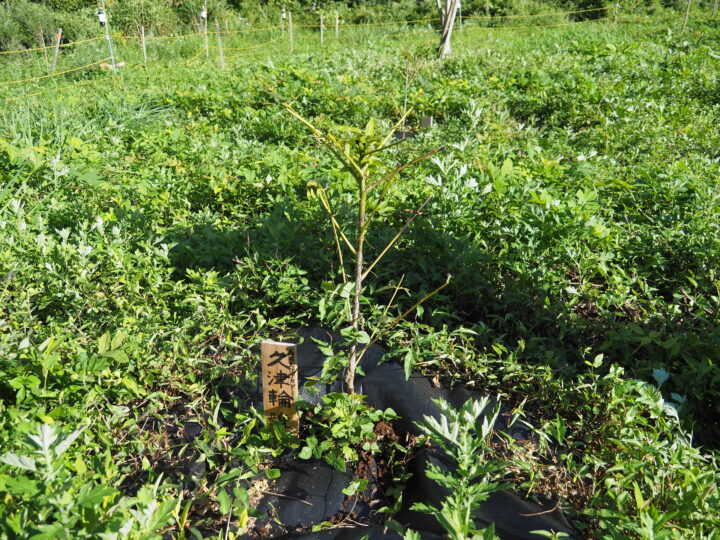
[346,179,367,394]
[438,0,459,58]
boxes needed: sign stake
[261,341,299,431]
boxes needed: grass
[1,11,719,539]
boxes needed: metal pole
[51,28,62,72]
[140,25,147,64]
[320,15,324,44]
[335,11,339,38]
[215,19,224,69]
[289,12,294,53]
[101,0,117,75]
[204,16,209,57]
[39,26,49,68]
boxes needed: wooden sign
[261,341,299,430]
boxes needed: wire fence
[0,6,715,104]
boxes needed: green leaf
[98,332,111,354]
[0,453,36,472]
[111,331,127,350]
[217,488,232,515]
[342,478,367,496]
[298,446,313,460]
[77,485,118,508]
[265,468,281,479]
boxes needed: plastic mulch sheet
[245,328,577,539]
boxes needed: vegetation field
[1,8,719,539]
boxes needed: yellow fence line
[213,37,281,52]
[340,16,441,27]
[462,5,608,20]
[184,48,207,66]
[2,74,115,103]
[132,32,205,41]
[0,58,110,87]
[0,36,105,57]
[469,16,612,31]
[220,25,281,35]
[387,14,611,37]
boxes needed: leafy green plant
[0,423,176,538]
[277,101,450,393]
[298,392,397,472]
[411,397,506,539]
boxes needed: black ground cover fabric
[245,328,577,539]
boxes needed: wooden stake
[682,0,692,31]
[39,26,49,68]
[51,28,62,72]
[261,341,299,431]
[140,25,147,65]
[320,15,324,44]
[289,11,294,53]
[204,16,209,57]
[215,19,224,70]
[335,10,339,38]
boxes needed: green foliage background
[0,8,719,540]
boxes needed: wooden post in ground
[204,15,209,57]
[140,25,147,64]
[289,11,294,53]
[320,15,324,44]
[613,2,619,23]
[38,27,49,68]
[713,0,718,18]
[215,19,224,69]
[681,0,692,31]
[335,11,339,38]
[51,28,62,72]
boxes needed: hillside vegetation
[1,8,719,540]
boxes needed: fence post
[215,19,225,69]
[51,28,62,72]
[713,0,718,18]
[681,0,692,31]
[320,15,324,44]
[281,10,286,33]
[38,26,49,68]
[613,3,619,23]
[100,0,117,75]
[335,11,339,38]
[140,25,147,64]
[204,8,209,57]
[289,12,294,53]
